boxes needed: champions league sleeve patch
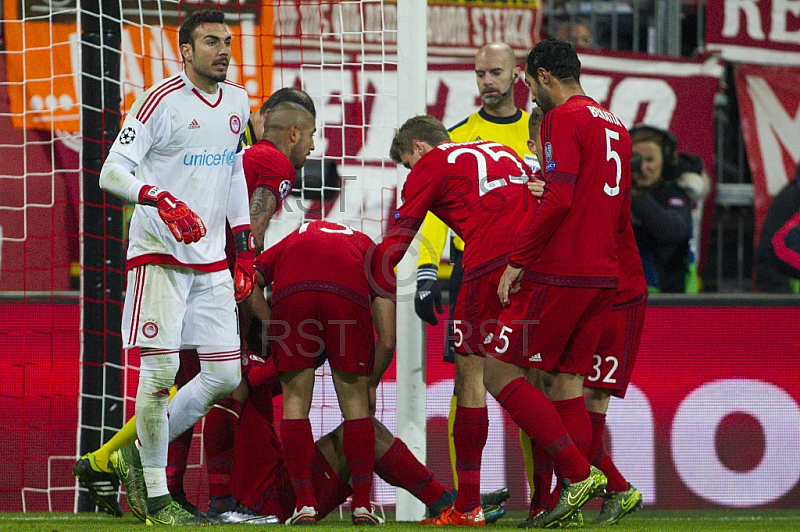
[119,126,136,145]
[279,179,292,199]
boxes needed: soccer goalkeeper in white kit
[98,10,256,526]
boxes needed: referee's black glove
[415,264,443,325]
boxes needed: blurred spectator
[555,20,594,48]
[754,162,800,293]
[630,125,710,293]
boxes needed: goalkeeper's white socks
[136,350,180,498]
[167,353,241,441]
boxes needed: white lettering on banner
[722,0,766,39]
[607,384,656,504]
[772,0,800,44]
[608,78,676,129]
[671,379,800,507]
[582,75,677,130]
[581,75,614,106]
[428,5,470,46]
[721,0,800,45]
[746,75,800,195]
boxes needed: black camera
[630,151,642,174]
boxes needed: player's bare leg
[280,367,319,524]
[584,387,642,525]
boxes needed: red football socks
[204,398,243,497]
[281,418,317,510]
[452,406,488,513]
[588,411,606,464]
[342,417,375,510]
[166,428,193,494]
[496,378,590,483]
[530,439,555,510]
[374,438,447,505]
[553,397,592,460]
[594,443,628,493]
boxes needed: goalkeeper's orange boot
[420,504,486,527]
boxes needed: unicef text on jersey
[183,149,236,167]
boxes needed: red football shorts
[269,292,375,375]
[487,281,615,374]
[234,400,352,522]
[451,266,506,358]
[583,293,647,398]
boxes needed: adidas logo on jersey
[529,352,542,362]
[188,119,200,130]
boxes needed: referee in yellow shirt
[414,42,539,497]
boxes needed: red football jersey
[616,218,647,303]
[226,140,297,268]
[380,140,534,276]
[255,220,392,307]
[243,139,296,211]
[510,95,632,288]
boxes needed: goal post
[395,0,428,522]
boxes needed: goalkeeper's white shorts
[122,263,239,350]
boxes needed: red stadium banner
[1,0,274,132]
[735,64,800,239]
[3,301,800,511]
[273,0,542,57]
[706,0,800,65]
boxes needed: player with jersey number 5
[98,10,256,526]
[483,39,633,528]
[375,115,538,527]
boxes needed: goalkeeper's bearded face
[184,22,232,84]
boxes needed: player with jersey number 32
[98,10,256,526]
[483,38,633,529]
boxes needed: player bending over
[375,114,536,527]
[233,255,508,524]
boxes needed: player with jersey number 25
[97,9,255,526]
[375,114,537,527]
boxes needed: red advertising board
[706,0,800,65]
[3,301,800,511]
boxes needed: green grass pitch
[2,510,800,531]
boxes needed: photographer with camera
[629,125,695,293]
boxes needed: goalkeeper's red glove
[139,185,207,244]
[232,228,257,303]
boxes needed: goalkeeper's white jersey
[109,71,250,271]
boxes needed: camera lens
[630,152,642,173]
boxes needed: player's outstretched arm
[246,272,271,322]
[369,296,396,416]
